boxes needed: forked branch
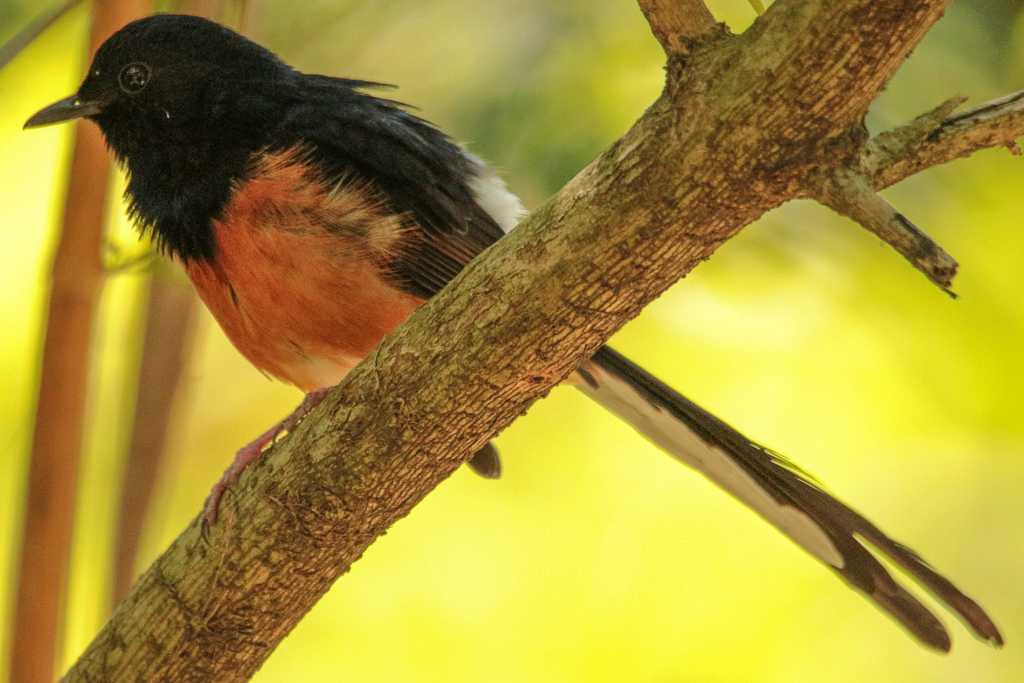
[811,92,1024,295]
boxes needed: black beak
[24,94,104,129]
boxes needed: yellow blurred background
[2,0,1022,680]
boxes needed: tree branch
[866,90,1024,190]
[637,0,722,54]
[732,0,947,136]
[817,169,958,295]
[809,91,1024,295]
[64,0,1018,680]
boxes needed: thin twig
[810,90,1024,295]
[866,90,1024,190]
[818,169,958,295]
[636,0,721,55]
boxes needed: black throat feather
[98,94,273,262]
[116,138,250,262]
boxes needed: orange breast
[183,148,424,392]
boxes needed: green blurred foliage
[1,1,1022,681]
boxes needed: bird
[25,14,1002,652]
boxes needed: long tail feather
[576,346,1002,650]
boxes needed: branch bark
[64,0,1021,680]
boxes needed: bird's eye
[118,62,151,94]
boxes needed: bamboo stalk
[8,2,149,681]
[110,265,197,603]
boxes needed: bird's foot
[202,388,330,527]
[202,428,278,526]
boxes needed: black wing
[278,76,506,298]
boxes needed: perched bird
[26,14,1002,652]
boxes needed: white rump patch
[464,152,527,233]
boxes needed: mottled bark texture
[65,1,1024,681]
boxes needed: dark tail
[574,345,1003,651]
[467,442,502,479]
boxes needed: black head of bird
[25,14,288,151]
[25,14,308,259]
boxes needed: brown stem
[637,0,722,54]
[8,2,150,682]
[179,0,220,18]
[866,90,1024,190]
[237,0,257,34]
[817,169,958,295]
[111,266,198,604]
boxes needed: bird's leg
[203,388,330,526]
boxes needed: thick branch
[64,1,1012,680]
[732,0,948,136]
